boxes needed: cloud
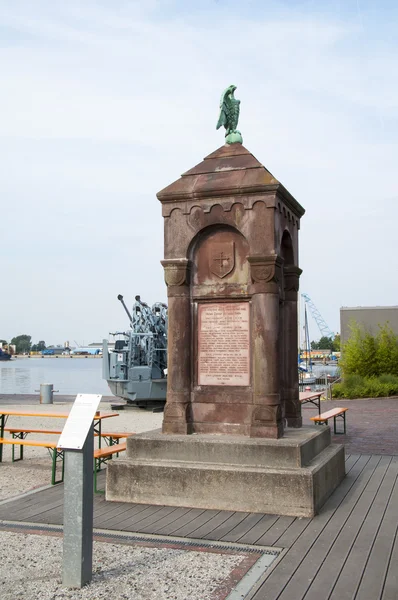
[0,0,397,342]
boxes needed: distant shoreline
[0,394,115,404]
[8,355,102,360]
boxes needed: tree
[332,334,341,352]
[0,339,7,346]
[317,336,334,351]
[11,334,32,354]
[376,324,398,376]
[340,322,379,377]
[31,340,46,352]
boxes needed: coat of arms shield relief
[209,241,235,278]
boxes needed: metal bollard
[40,383,54,404]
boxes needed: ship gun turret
[103,295,168,408]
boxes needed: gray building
[340,306,398,345]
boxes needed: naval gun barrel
[117,294,134,326]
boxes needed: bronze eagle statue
[216,85,243,144]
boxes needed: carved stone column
[161,259,192,434]
[284,265,302,428]
[248,255,284,439]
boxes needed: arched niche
[280,229,295,267]
[189,225,250,288]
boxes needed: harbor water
[0,358,110,396]
[0,358,340,397]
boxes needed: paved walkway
[302,397,398,455]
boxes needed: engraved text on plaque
[198,302,250,386]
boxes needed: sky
[1,0,397,346]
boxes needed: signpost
[58,393,102,588]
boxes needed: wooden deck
[1,453,397,599]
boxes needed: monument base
[106,427,345,518]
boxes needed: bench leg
[94,454,117,494]
[333,414,346,435]
[12,433,26,462]
[94,457,106,495]
[50,449,65,485]
[94,458,101,494]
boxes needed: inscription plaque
[198,302,250,386]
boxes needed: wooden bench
[3,428,133,458]
[94,442,127,494]
[311,407,348,434]
[0,436,128,491]
[4,428,63,461]
[101,432,134,446]
[299,391,322,415]
[0,438,64,484]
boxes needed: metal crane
[301,293,335,340]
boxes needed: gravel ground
[0,531,245,600]
[0,405,250,599]
[0,403,163,501]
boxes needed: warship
[103,294,168,409]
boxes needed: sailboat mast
[304,304,312,372]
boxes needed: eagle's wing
[216,88,232,130]
[216,106,227,130]
[231,100,240,131]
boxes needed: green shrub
[331,375,398,399]
[378,373,398,385]
[340,321,398,378]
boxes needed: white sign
[58,394,102,450]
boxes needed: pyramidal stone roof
[157,144,304,217]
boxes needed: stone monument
[106,87,345,517]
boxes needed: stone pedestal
[107,428,345,518]
[106,140,346,517]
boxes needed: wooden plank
[266,516,310,549]
[140,506,195,535]
[3,490,65,520]
[205,512,250,541]
[271,455,364,551]
[344,454,360,471]
[237,514,279,545]
[101,505,164,530]
[299,456,391,600]
[356,459,398,599]
[94,500,134,519]
[31,507,64,525]
[255,516,296,547]
[133,506,182,533]
[94,503,151,528]
[0,491,57,519]
[155,508,211,536]
[175,511,235,538]
[257,456,359,549]
[311,407,347,422]
[11,498,65,522]
[113,505,167,531]
[219,512,266,543]
[251,454,377,599]
[327,456,398,600]
[265,455,388,600]
[381,529,398,600]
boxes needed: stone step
[126,426,331,469]
[107,443,345,517]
